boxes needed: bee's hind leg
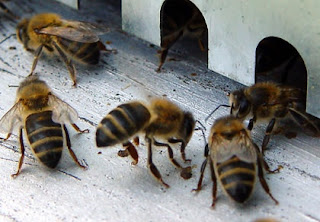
[11,129,25,178]
[52,41,77,86]
[29,44,44,76]
[63,125,87,169]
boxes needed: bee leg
[192,160,207,191]
[133,136,140,146]
[168,138,191,162]
[153,139,192,179]
[247,115,257,131]
[256,152,279,204]
[209,158,218,208]
[52,41,77,86]
[156,48,168,72]
[29,44,44,76]
[261,118,276,155]
[145,136,170,188]
[118,138,140,164]
[63,125,87,169]
[71,123,89,133]
[262,158,282,174]
[192,144,209,192]
[157,31,183,72]
[11,129,25,178]
[0,132,12,140]
[254,143,282,174]
[69,60,77,87]
[122,141,139,165]
[198,38,205,51]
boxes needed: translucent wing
[211,132,257,163]
[35,20,109,43]
[48,95,78,124]
[36,26,99,43]
[62,20,110,35]
[0,101,23,134]
[289,107,320,137]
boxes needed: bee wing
[48,95,79,124]
[62,20,110,34]
[35,26,100,43]
[288,107,320,137]
[213,134,257,163]
[36,20,109,44]
[0,102,23,134]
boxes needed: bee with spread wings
[0,76,88,177]
[16,13,110,86]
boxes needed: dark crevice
[255,37,307,92]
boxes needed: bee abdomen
[217,156,256,203]
[26,111,63,168]
[58,38,100,64]
[96,102,151,147]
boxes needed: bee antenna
[195,120,206,131]
[205,104,230,122]
[194,120,207,147]
[0,33,16,45]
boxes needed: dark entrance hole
[255,37,307,92]
[158,0,208,71]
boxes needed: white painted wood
[122,0,320,118]
[55,0,78,9]
[0,0,319,221]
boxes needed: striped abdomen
[96,102,151,147]
[25,111,63,168]
[57,38,101,64]
[216,156,256,203]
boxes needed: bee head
[210,116,247,145]
[17,75,51,110]
[229,89,251,119]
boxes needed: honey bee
[16,13,109,86]
[96,98,195,187]
[157,0,207,72]
[193,116,280,207]
[229,82,320,154]
[0,75,89,177]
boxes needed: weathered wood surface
[0,0,319,221]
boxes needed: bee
[0,75,89,177]
[229,82,320,154]
[193,116,280,207]
[16,13,109,86]
[96,98,195,187]
[157,0,207,72]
